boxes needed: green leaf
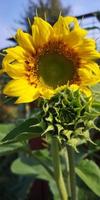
[11,153,59,199]
[49,179,60,200]
[10,177,33,200]
[0,142,24,156]
[77,187,86,200]
[0,124,15,141]
[2,115,43,143]
[11,157,52,181]
[77,187,97,200]
[76,159,100,196]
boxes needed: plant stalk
[64,148,71,199]
[51,137,68,200]
[67,145,76,200]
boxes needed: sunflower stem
[64,148,71,199]
[67,145,76,200]
[51,137,68,200]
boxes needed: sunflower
[1,16,100,103]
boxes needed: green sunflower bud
[40,88,98,150]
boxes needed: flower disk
[2,16,100,103]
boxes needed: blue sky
[62,0,100,15]
[0,0,100,49]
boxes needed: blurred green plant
[18,0,71,32]
[0,85,100,200]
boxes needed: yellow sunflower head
[1,16,100,103]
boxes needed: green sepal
[42,124,54,136]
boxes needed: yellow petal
[4,79,40,103]
[2,54,26,79]
[39,86,55,99]
[64,16,87,35]
[64,29,87,48]
[3,79,34,96]
[16,29,35,54]
[4,46,26,60]
[80,87,92,97]
[53,16,69,38]
[82,38,96,49]
[70,84,79,91]
[70,83,92,97]
[32,17,53,47]
[15,90,39,104]
[63,16,79,29]
[77,38,100,59]
[53,16,87,41]
[82,62,100,74]
[78,67,100,85]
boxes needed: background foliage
[0,0,100,200]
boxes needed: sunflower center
[38,53,74,88]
